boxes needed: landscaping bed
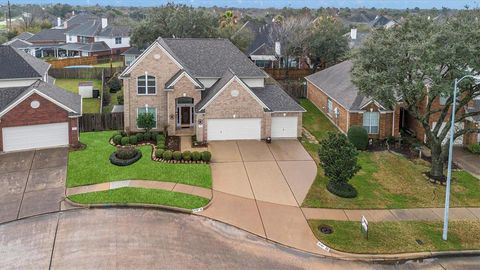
[309,219,480,254]
[67,131,212,188]
[68,187,209,210]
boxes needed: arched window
[137,74,156,95]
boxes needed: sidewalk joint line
[48,213,60,270]
[17,150,36,219]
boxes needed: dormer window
[137,73,156,95]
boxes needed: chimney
[57,17,61,27]
[101,18,108,29]
[72,10,75,16]
[350,28,357,40]
[275,41,281,56]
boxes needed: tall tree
[217,10,252,52]
[351,12,480,180]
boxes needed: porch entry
[176,97,194,128]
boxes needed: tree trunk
[429,142,445,180]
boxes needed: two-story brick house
[120,37,304,141]
[306,60,479,146]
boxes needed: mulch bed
[167,136,180,151]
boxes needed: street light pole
[442,75,475,241]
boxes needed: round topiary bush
[173,151,182,161]
[120,136,130,146]
[144,132,152,141]
[182,151,192,161]
[201,151,212,162]
[156,134,165,142]
[347,126,368,150]
[155,149,165,158]
[136,133,144,142]
[109,146,142,166]
[191,151,201,161]
[326,181,358,198]
[129,135,138,145]
[120,131,127,137]
[162,150,173,160]
[113,135,123,145]
[157,143,166,150]
[151,132,159,139]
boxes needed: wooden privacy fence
[264,68,313,80]
[79,113,124,132]
[279,81,307,99]
[49,67,124,79]
[47,55,124,68]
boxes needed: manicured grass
[300,98,338,141]
[67,131,212,188]
[55,79,102,113]
[302,150,480,209]
[300,98,480,209]
[69,187,209,210]
[309,219,480,254]
[93,61,124,68]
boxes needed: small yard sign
[361,215,369,240]
[316,241,331,252]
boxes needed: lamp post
[442,75,475,241]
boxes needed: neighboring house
[120,37,304,141]
[345,28,370,49]
[370,15,398,29]
[247,22,278,68]
[121,47,142,66]
[306,60,479,146]
[0,45,82,152]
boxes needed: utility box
[78,81,94,98]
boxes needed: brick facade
[0,93,79,151]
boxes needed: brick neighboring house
[0,45,82,152]
[306,60,480,146]
[120,37,304,141]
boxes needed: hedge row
[111,131,164,147]
[154,149,211,163]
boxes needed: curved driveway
[0,208,477,269]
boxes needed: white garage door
[271,116,298,138]
[432,122,464,145]
[207,118,261,141]
[3,122,69,152]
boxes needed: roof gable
[165,70,203,90]
[0,46,49,80]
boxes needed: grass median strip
[67,131,212,188]
[309,219,480,254]
[68,187,210,210]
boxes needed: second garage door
[2,122,69,152]
[271,116,298,138]
[207,118,261,141]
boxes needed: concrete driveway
[0,147,67,223]
[202,140,320,254]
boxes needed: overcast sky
[6,0,479,9]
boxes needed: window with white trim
[115,37,122,44]
[137,107,157,128]
[327,98,333,114]
[363,112,379,134]
[137,74,156,95]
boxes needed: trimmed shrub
[120,131,127,137]
[201,151,212,162]
[191,151,201,161]
[173,151,182,161]
[468,143,480,155]
[136,133,144,142]
[156,134,166,142]
[120,136,130,146]
[327,181,358,198]
[112,131,122,138]
[115,146,138,160]
[110,146,142,166]
[155,149,165,158]
[108,77,122,93]
[157,143,166,150]
[129,135,138,145]
[151,132,159,139]
[347,126,368,150]
[162,150,173,160]
[144,132,152,141]
[182,151,192,161]
[113,135,123,145]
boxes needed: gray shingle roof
[251,84,305,112]
[250,43,275,56]
[305,60,376,111]
[0,46,49,79]
[14,32,34,41]
[121,47,141,56]
[195,70,235,112]
[161,38,266,78]
[28,29,67,43]
[66,20,101,37]
[78,42,110,52]
[65,14,99,29]
[97,25,130,37]
[6,39,32,48]
[0,80,81,115]
[164,69,203,90]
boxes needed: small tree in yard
[351,12,480,180]
[319,132,360,198]
[137,112,155,132]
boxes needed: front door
[181,107,191,126]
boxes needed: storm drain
[415,239,424,245]
[318,225,333,234]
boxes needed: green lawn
[102,90,121,113]
[300,98,480,209]
[93,61,124,68]
[309,219,480,254]
[55,79,102,113]
[69,187,209,209]
[67,131,212,188]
